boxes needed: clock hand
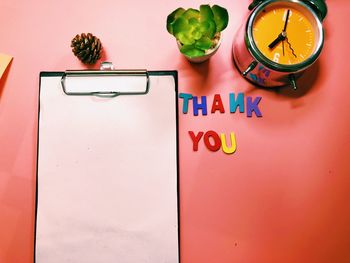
[268,31,286,49]
[286,37,297,58]
[283,9,291,32]
[282,40,285,56]
[269,9,290,50]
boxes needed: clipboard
[34,64,180,263]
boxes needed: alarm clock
[232,0,327,89]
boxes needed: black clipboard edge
[34,70,180,262]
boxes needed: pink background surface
[1,0,350,262]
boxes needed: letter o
[204,130,221,152]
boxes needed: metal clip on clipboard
[60,62,150,97]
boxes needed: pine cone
[71,33,102,64]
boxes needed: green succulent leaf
[172,16,190,35]
[180,44,205,58]
[188,18,202,40]
[191,28,203,40]
[212,5,229,32]
[166,7,185,34]
[199,5,214,21]
[177,32,195,45]
[182,8,200,20]
[199,20,216,38]
[172,17,195,45]
[188,17,199,26]
[195,36,213,50]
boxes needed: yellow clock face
[252,2,318,65]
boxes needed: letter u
[220,132,237,154]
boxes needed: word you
[189,130,236,155]
[179,92,262,117]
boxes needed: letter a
[211,94,225,113]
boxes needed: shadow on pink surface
[278,61,321,98]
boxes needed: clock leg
[289,74,298,90]
[242,61,258,76]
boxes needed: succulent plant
[166,5,229,58]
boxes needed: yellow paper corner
[0,53,13,79]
